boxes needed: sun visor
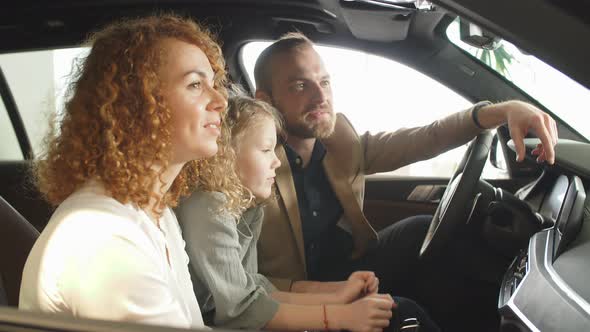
[340,6,412,42]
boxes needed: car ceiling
[0,1,445,54]
[0,1,464,99]
[0,0,589,107]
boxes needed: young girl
[177,94,395,332]
[19,15,238,329]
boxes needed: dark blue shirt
[284,141,353,279]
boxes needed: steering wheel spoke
[419,131,495,259]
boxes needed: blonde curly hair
[224,90,285,210]
[35,14,244,214]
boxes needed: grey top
[176,191,279,329]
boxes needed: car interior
[1,0,589,331]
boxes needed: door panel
[363,175,529,231]
[363,177,446,230]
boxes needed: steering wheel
[419,130,494,259]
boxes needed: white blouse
[19,181,204,329]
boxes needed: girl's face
[235,116,281,200]
[159,38,227,164]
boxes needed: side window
[0,97,22,160]
[0,48,89,160]
[241,42,507,179]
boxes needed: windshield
[447,18,590,141]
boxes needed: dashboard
[498,172,590,331]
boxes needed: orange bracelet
[322,304,329,330]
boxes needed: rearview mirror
[459,18,501,50]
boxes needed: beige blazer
[258,108,481,290]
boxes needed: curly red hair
[35,14,242,212]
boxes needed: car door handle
[407,185,446,203]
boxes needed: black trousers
[315,215,501,332]
[314,215,440,332]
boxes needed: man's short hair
[253,32,314,94]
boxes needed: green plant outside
[475,44,516,79]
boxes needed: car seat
[0,195,39,306]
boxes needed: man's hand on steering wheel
[476,100,558,164]
[419,100,558,259]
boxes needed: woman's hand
[329,294,395,332]
[349,271,379,295]
[334,276,365,303]
[334,271,379,303]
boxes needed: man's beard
[270,94,336,139]
[286,110,336,139]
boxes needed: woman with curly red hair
[19,14,240,328]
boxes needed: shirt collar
[284,140,327,170]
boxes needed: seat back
[0,273,7,306]
[0,195,40,306]
[0,161,53,232]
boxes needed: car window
[0,47,89,159]
[447,18,590,141]
[0,98,22,160]
[241,42,507,179]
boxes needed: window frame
[0,66,30,160]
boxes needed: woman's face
[159,38,227,164]
[235,116,281,200]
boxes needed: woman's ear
[255,90,272,104]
